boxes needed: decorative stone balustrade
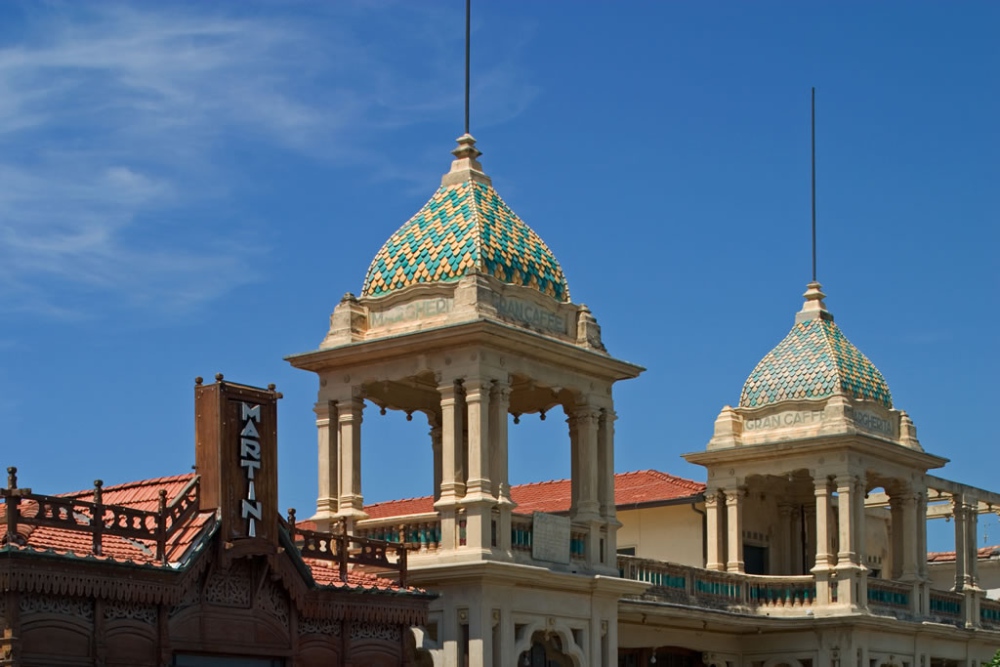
[354,513,442,552]
[618,555,992,629]
[929,589,964,625]
[618,556,816,614]
[866,578,912,618]
[511,514,533,552]
[981,598,1000,630]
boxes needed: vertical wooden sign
[195,377,280,544]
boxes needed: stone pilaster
[314,400,338,525]
[725,486,745,573]
[705,490,725,571]
[812,475,834,603]
[336,395,367,525]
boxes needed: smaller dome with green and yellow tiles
[740,282,893,409]
[361,134,570,302]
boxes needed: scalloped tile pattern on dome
[740,318,892,409]
[362,181,570,302]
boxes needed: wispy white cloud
[0,3,539,318]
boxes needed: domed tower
[686,282,946,613]
[288,135,644,665]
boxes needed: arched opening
[518,631,574,667]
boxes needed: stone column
[464,379,492,500]
[917,488,930,615]
[890,495,904,579]
[463,378,496,553]
[435,379,465,551]
[705,490,725,571]
[901,489,919,582]
[570,405,601,521]
[853,476,869,609]
[725,486,745,573]
[835,474,863,609]
[791,505,804,575]
[776,503,793,574]
[430,414,443,503]
[966,497,980,590]
[314,400,339,524]
[952,494,968,592]
[812,475,834,604]
[490,380,512,553]
[598,408,619,563]
[836,475,857,566]
[955,494,981,628]
[571,402,602,569]
[336,396,366,523]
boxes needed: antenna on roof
[464,0,471,135]
[811,87,817,283]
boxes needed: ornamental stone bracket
[706,393,922,451]
[319,273,605,353]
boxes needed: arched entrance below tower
[519,631,575,667]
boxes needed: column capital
[725,487,746,504]
[489,378,512,401]
[336,398,365,421]
[314,399,335,420]
[814,476,834,495]
[835,473,859,489]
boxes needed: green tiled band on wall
[362,180,570,302]
[740,318,892,409]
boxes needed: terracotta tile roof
[303,558,424,594]
[927,545,1000,563]
[363,469,705,519]
[1,473,214,566]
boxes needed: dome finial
[795,281,833,323]
[442,133,491,186]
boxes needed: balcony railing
[618,556,816,613]
[354,512,442,552]
[928,589,963,625]
[617,554,1000,629]
[284,511,409,587]
[1,467,200,564]
[981,598,1000,630]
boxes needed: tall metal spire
[464,0,471,135]
[811,86,817,283]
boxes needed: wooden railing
[284,511,409,587]
[618,556,815,612]
[1,467,199,564]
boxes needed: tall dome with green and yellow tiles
[739,282,893,409]
[361,134,570,302]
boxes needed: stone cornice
[288,318,643,383]
[685,434,947,471]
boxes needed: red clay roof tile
[364,469,705,519]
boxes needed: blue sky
[1,1,997,552]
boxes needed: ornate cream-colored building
[287,134,1000,666]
